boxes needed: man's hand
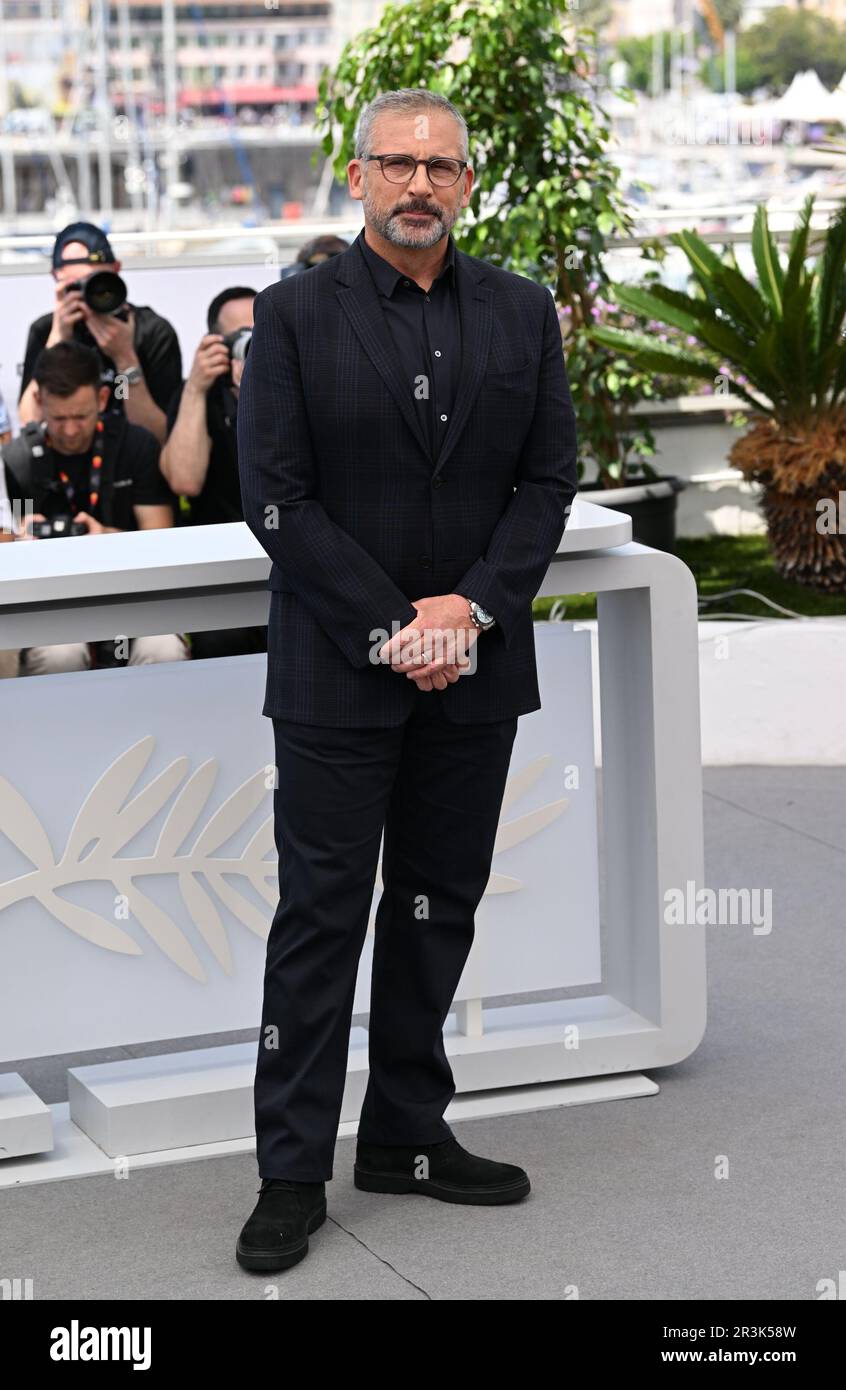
[47,286,86,346]
[407,662,464,692]
[377,593,479,685]
[186,333,231,395]
[82,304,137,372]
[73,512,106,535]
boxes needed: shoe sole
[353,1167,530,1205]
[235,1200,327,1272]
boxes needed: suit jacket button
[419,555,432,568]
[432,475,443,488]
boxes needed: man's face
[39,384,104,454]
[53,240,120,291]
[348,109,473,250]
[216,296,255,393]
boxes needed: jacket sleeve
[236,287,418,670]
[453,290,578,648]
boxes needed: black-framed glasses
[363,154,467,187]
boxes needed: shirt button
[403,279,410,286]
[425,295,430,302]
[434,350,442,357]
[440,413,448,422]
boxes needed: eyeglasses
[363,154,467,187]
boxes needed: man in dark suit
[235,87,578,1273]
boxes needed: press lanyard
[48,417,105,515]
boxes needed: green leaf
[610,282,756,365]
[751,204,783,315]
[590,325,717,380]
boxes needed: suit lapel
[334,234,493,474]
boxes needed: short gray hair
[354,88,469,164]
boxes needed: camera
[220,327,252,389]
[279,256,339,280]
[30,515,89,539]
[65,270,128,316]
[222,327,252,365]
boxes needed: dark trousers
[254,683,518,1180]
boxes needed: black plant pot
[579,476,687,553]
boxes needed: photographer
[160,286,256,524]
[18,222,181,446]
[3,341,188,676]
[279,233,349,278]
[160,286,267,661]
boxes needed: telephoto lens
[223,327,252,364]
[66,271,128,316]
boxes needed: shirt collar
[357,227,456,297]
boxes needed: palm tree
[591,196,846,591]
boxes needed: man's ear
[97,384,111,412]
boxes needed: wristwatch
[122,365,143,386]
[467,599,496,631]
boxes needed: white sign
[0,624,598,1059]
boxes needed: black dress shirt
[357,228,461,464]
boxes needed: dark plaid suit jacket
[236,228,578,727]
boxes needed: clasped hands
[376,593,479,692]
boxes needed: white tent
[770,70,843,123]
[830,71,846,123]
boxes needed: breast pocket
[485,358,531,379]
[476,358,536,454]
[479,359,536,409]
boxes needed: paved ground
[1,767,843,1300]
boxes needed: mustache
[395,205,441,218]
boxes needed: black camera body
[222,327,252,364]
[65,270,128,317]
[219,327,252,389]
[30,515,89,539]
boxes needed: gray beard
[363,190,459,250]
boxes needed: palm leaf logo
[0,741,569,975]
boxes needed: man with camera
[3,340,187,676]
[278,234,349,280]
[18,222,182,446]
[160,286,256,525]
[160,286,267,661]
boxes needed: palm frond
[752,204,784,316]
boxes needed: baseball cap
[51,222,116,270]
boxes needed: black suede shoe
[236,1179,327,1272]
[354,1133,530,1205]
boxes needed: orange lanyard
[48,417,104,514]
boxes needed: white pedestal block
[0,1072,53,1159]
[68,1031,369,1159]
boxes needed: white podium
[0,501,705,1184]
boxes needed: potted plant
[591,196,846,591]
[562,273,689,551]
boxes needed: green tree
[314,0,660,483]
[614,32,671,94]
[712,0,744,32]
[733,6,846,93]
